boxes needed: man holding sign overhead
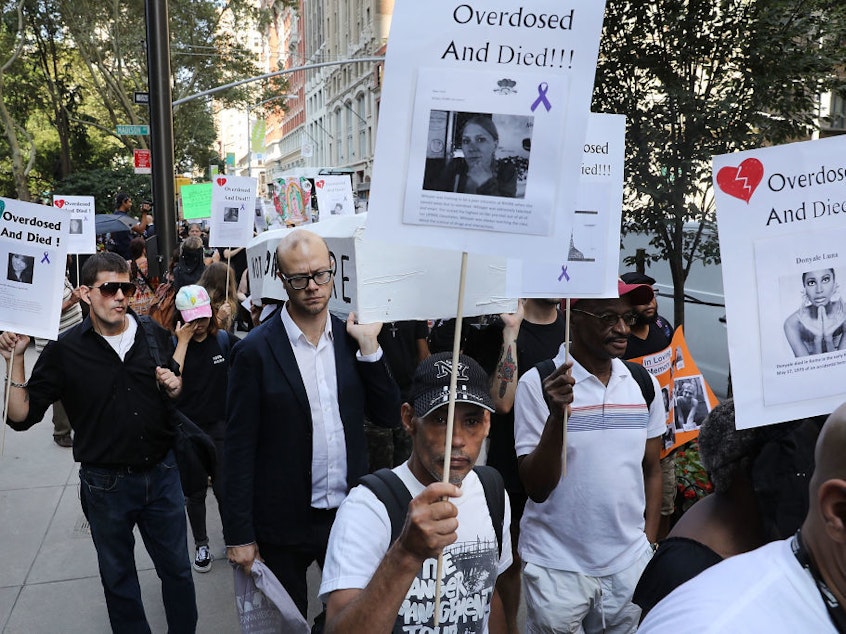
[319,353,512,633]
[223,229,401,622]
[514,281,665,633]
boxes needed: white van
[619,229,731,399]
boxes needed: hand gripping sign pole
[433,251,469,627]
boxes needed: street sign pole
[144,0,177,271]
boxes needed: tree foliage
[593,0,846,325]
[0,0,287,199]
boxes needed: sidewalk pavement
[0,342,321,633]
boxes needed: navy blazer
[223,312,401,547]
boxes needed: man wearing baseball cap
[514,280,666,633]
[319,352,513,633]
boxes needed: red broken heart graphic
[316,180,325,189]
[54,199,65,208]
[216,177,227,186]
[716,158,764,203]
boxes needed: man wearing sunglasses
[0,251,196,633]
[513,281,666,633]
[223,229,401,626]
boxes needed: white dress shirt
[280,307,381,508]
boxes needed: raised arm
[490,302,524,414]
[516,362,574,503]
[325,482,462,634]
[0,331,32,423]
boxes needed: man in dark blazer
[223,229,401,620]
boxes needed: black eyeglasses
[571,308,638,328]
[279,269,334,290]
[89,282,136,297]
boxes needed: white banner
[367,0,606,257]
[209,175,258,248]
[246,214,517,322]
[314,175,355,217]
[714,135,846,428]
[509,113,625,298]
[53,195,96,254]
[0,197,70,340]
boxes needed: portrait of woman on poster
[783,268,846,357]
[437,116,517,197]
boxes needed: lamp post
[245,94,298,180]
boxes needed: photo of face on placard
[7,252,35,284]
[69,218,83,235]
[422,110,531,200]
[223,207,239,223]
[782,267,846,358]
[672,375,709,432]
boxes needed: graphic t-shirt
[319,463,512,633]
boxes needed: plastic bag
[233,560,310,634]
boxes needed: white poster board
[246,214,517,322]
[508,113,625,298]
[314,175,355,217]
[209,175,258,248]
[713,135,846,428]
[53,195,96,254]
[0,197,70,339]
[367,0,606,257]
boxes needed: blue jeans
[79,451,197,633]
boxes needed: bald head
[275,229,330,273]
[811,403,846,487]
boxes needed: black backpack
[358,465,506,557]
[534,358,655,406]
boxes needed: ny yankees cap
[408,352,496,418]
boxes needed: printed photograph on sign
[69,219,83,235]
[7,252,35,284]
[753,227,846,407]
[224,207,240,223]
[672,375,709,431]
[421,110,532,199]
[781,268,845,358]
[403,67,566,237]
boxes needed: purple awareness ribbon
[41,251,50,264]
[531,82,552,112]
[558,265,570,282]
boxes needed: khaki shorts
[660,455,676,516]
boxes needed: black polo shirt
[12,313,176,467]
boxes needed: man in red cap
[514,280,665,633]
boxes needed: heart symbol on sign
[54,199,65,208]
[316,180,325,189]
[716,158,764,204]
[216,177,227,186]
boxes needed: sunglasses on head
[89,282,136,297]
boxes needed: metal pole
[145,0,178,274]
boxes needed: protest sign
[246,214,516,322]
[509,113,625,298]
[53,195,96,254]
[628,327,719,457]
[367,0,607,257]
[714,135,846,428]
[0,198,70,339]
[270,177,312,228]
[209,175,257,248]
[314,175,355,217]
[181,183,212,220]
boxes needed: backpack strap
[359,466,506,557]
[622,359,655,406]
[358,469,413,544]
[534,358,556,384]
[472,465,505,557]
[138,315,180,376]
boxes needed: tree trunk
[0,72,31,201]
